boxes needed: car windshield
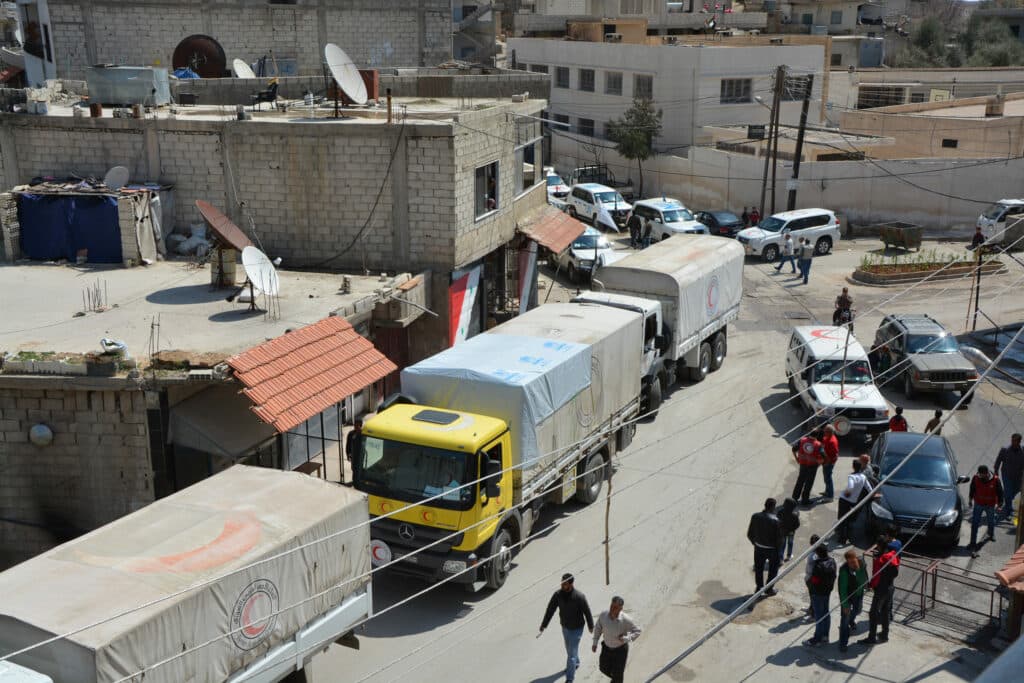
[572,233,611,250]
[596,191,626,205]
[355,437,475,511]
[547,175,565,187]
[983,203,1006,220]
[713,212,739,223]
[813,360,873,384]
[907,334,959,354]
[758,217,787,233]
[880,454,955,487]
[662,208,694,222]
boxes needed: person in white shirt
[837,459,873,544]
[591,596,641,683]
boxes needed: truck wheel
[903,372,916,399]
[486,528,513,590]
[281,670,308,683]
[815,236,833,255]
[688,343,711,382]
[710,333,727,371]
[788,375,798,396]
[575,452,605,504]
[567,263,578,283]
[644,376,663,416]
[762,244,779,262]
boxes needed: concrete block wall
[47,0,453,80]
[10,125,147,182]
[117,195,142,265]
[156,128,228,230]
[0,383,155,568]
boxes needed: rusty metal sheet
[195,200,254,251]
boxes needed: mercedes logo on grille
[398,523,416,541]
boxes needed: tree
[605,97,662,198]
[964,18,1024,67]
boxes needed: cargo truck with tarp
[353,303,643,591]
[0,466,371,683]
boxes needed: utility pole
[759,65,786,219]
[787,74,814,212]
[972,246,984,331]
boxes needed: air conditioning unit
[662,35,679,45]
[604,33,623,43]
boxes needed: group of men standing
[772,232,816,285]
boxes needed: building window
[831,53,842,67]
[552,113,570,130]
[801,13,813,25]
[941,138,958,149]
[634,74,654,100]
[555,66,570,89]
[781,75,811,102]
[605,71,623,96]
[579,68,595,92]
[720,78,752,104]
[910,92,926,103]
[578,118,595,138]
[620,0,645,14]
[831,10,843,25]
[857,86,905,109]
[516,140,543,194]
[530,64,549,74]
[475,161,499,218]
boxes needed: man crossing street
[994,433,1023,521]
[540,573,594,682]
[747,498,783,596]
[592,596,641,683]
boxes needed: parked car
[977,198,1024,233]
[548,226,617,283]
[735,208,841,262]
[867,431,969,549]
[545,167,570,201]
[872,313,979,403]
[629,199,708,241]
[567,183,632,232]
[694,210,745,238]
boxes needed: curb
[850,263,1007,286]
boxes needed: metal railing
[894,552,1006,634]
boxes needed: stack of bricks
[0,384,155,568]
[0,193,19,262]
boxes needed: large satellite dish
[242,246,280,296]
[196,200,254,251]
[324,43,367,105]
[103,166,129,191]
[232,58,256,79]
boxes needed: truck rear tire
[485,528,513,590]
[688,343,712,382]
[710,333,726,371]
[643,376,663,416]
[575,452,605,505]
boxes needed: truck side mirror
[484,459,501,499]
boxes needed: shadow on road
[758,389,804,441]
[527,673,567,683]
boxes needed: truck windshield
[813,360,873,384]
[907,334,959,354]
[572,233,610,250]
[355,437,475,511]
[547,174,566,187]
[982,203,1006,220]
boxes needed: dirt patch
[150,350,226,370]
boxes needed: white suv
[567,183,632,232]
[630,199,708,240]
[736,208,841,262]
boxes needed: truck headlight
[871,501,893,520]
[442,560,468,574]
[876,407,890,418]
[935,509,959,527]
[579,260,594,268]
[967,371,979,380]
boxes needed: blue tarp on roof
[18,193,122,263]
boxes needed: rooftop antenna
[241,246,281,320]
[103,166,129,191]
[232,58,256,79]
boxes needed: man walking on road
[796,238,814,285]
[861,540,900,646]
[804,545,837,647]
[969,465,1004,557]
[925,410,943,435]
[592,596,641,683]
[838,459,873,545]
[837,549,868,652]
[540,573,594,682]
[820,425,840,499]
[747,498,783,596]
[994,433,1023,521]
[792,430,824,506]
[775,233,797,273]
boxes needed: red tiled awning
[996,543,1024,594]
[518,207,587,255]
[226,316,397,433]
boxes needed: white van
[977,199,1024,234]
[785,326,890,440]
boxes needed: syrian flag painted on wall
[449,264,482,346]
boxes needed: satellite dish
[103,166,130,191]
[242,246,280,296]
[232,58,256,79]
[324,43,367,105]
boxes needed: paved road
[312,238,1022,682]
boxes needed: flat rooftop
[0,261,401,361]
[905,99,1024,119]
[708,124,893,147]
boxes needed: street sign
[747,124,766,140]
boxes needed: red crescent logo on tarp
[231,579,280,650]
[122,511,262,573]
[810,328,843,341]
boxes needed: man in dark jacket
[747,498,782,596]
[540,573,594,682]
[804,545,836,647]
[861,539,900,645]
[777,497,800,563]
[995,433,1023,520]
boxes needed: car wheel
[788,375,798,396]
[575,452,606,504]
[815,236,833,255]
[688,343,712,382]
[903,372,916,399]
[762,244,779,262]
[567,206,577,218]
[710,332,726,371]
[485,528,513,590]
[567,263,578,284]
[662,233,670,242]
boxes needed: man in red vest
[969,465,1004,557]
[792,430,824,506]
[820,425,840,499]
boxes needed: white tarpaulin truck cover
[597,236,744,360]
[0,467,370,683]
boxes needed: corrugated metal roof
[518,206,587,255]
[227,316,396,433]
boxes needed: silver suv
[873,314,979,404]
